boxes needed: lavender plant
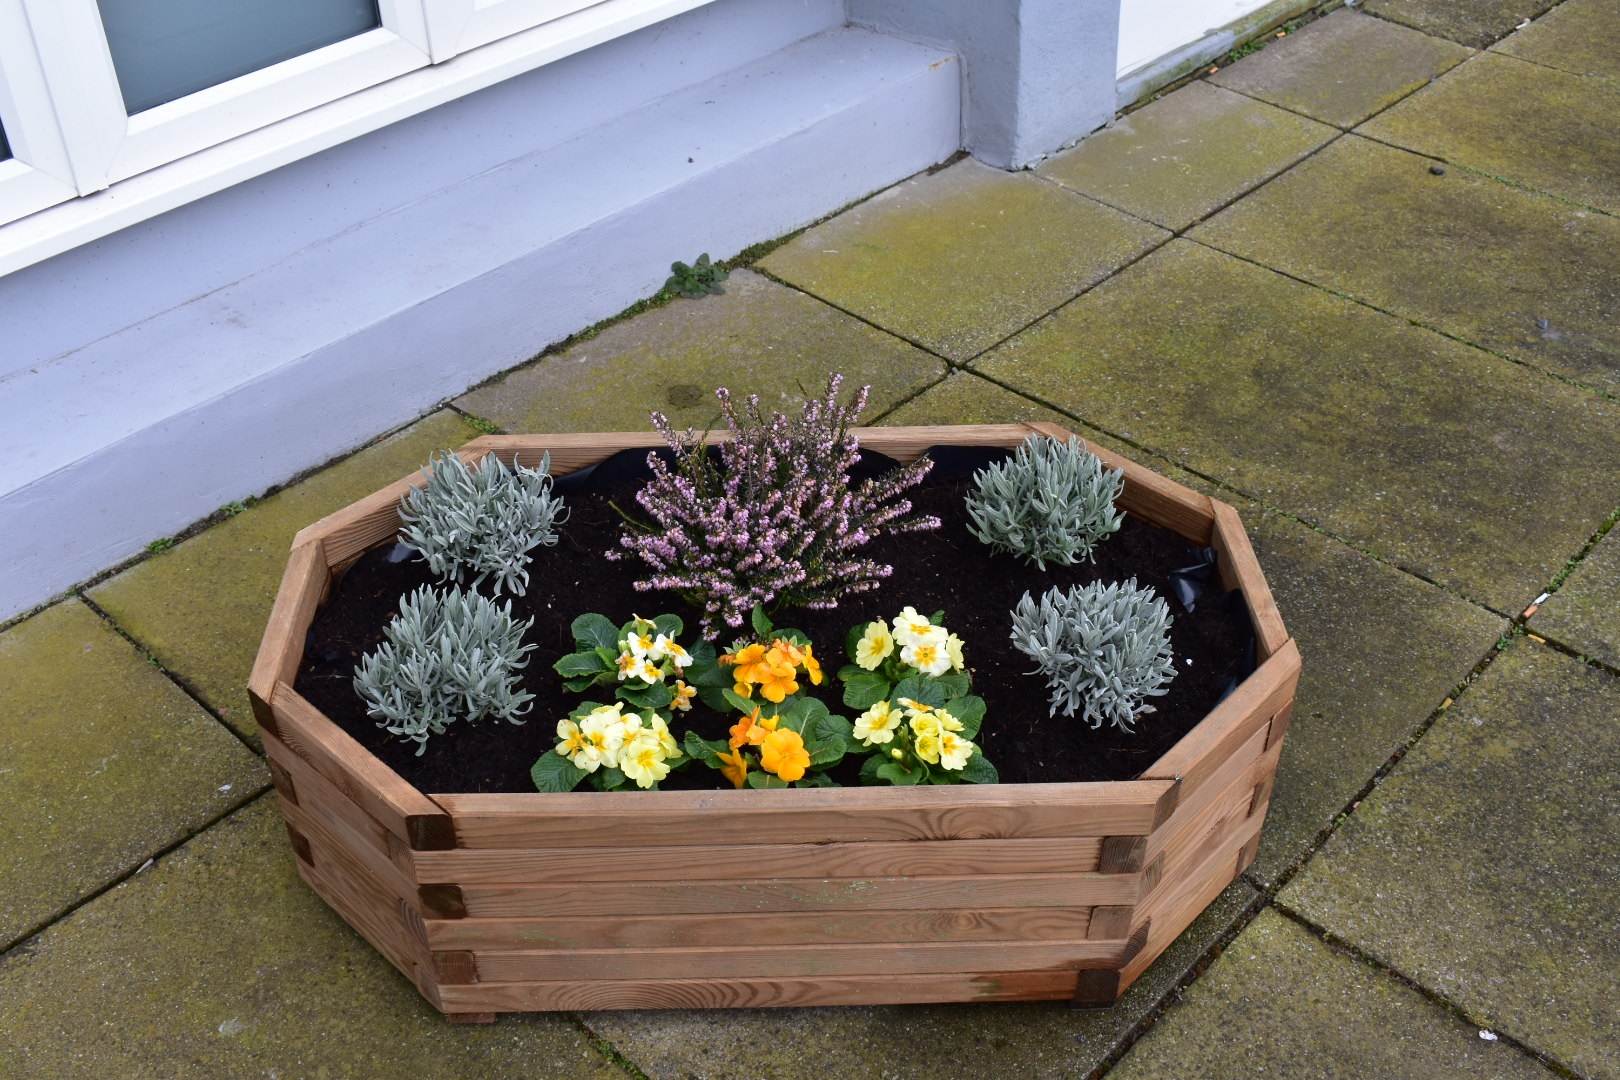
[397,450,565,597]
[1010,579,1176,731]
[615,374,940,637]
[353,584,536,753]
[966,436,1124,569]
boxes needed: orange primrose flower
[716,747,748,789]
[721,642,771,697]
[728,708,778,749]
[759,728,810,782]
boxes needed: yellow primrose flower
[665,638,693,670]
[577,705,629,770]
[671,680,697,712]
[938,708,963,733]
[945,633,965,672]
[901,637,951,677]
[909,712,943,740]
[760,728,810,782]
[619,729,674,788]
[939,732,973,771]
[891,606,936,647]
[647,713,680,758]
[615,650,640,679]
[853,700,901,746]
[555,719,599,772]
[717,746,748,789]
[627,629,658,659]
[854,621,894,670]
[627,656,663,684]
[914,732,942,765]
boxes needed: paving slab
[0,601,263,951]
[90,410,479,741]
[1531,525,1620,668]
[1360,0,1558,48]
[1038,82,1334,231]
[0,799,622,1079]
[975,239,1620,614]
[1192,134,1620,394]
[1360,52,1620,214]
[759,159,1167,361]
[586,882,1256,1080]
[1282,642,1620,1079]
[456,269,944,432]
[1494,0,1620,79]
[1209,10,1472,128]
[1110,910,1555,1080]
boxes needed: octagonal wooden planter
[249,422,1298,1022]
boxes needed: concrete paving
[5,3,1615,1075]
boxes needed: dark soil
[295,447,1254,794]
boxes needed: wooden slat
[292,446,485,567]
[1142,638,1300,793]
[1145,746,1276,887]
[439,969,1079,1011]
[270,684,454,850]
[427,906,1094,950]
[293,819,427,991]
[272,751,417,898]
[1022,421,1216,545]
[414,836,1103,885]
[247,540,328,734]
[1211,500,1290,660]
[1144,723,1268,864]
[435,780,1172,848]
[452,870,1142,918]
[472,937,1126,983]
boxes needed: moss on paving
[1282,642,1620,1078]
[760,158,1166,361]
[1492,0,1620,79]
[1528,523,1620,670]
[1037,82,1335,231]
[455,269,944,433]
[1360,0,1559,49]
[89,410,479,742]
[1209,9,1472,128]
[1109,911,1553,1079]
[0,601,263,950]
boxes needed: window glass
[97,0,381,114]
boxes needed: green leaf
[875,761,922,786]
[929,610,945,625]
[750,604,774,639]
[684,640,728,688]
[893,675,945,708]
[590,766,628,791]
[617,681,674,710]
[933,671,972,698]
[839,668,891,710]
[530,751,589,793]
[845,622,871,664]
[946,695,986,740]
[698,685,733,712]
[722,688,759,715]
[571,613,619,651]
[553,650,609,678]
[800,772,837,788]
[858,754,885,784]
[959,751,999,785]
[652,613,683,640]
[563,675,603,693]
[569,700,614,720]
[747,771,788,789]
[804,711,851,767]
[683,732,730,767]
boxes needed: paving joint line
[0,788,273,962]
[570,1015,654,1079]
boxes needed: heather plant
[398,450,566,597]
[1010,579,1176,731]
[966,436,1124,569]
[615,373,940,636]
[353,584,536,753]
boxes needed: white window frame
[0,1,78,225]
[425,0,611,60]
[22,0,433,191]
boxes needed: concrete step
[0,26,960,619]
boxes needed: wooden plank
[1022,421,1216,544]
[247,540,327,736]
[426,906,1095,950]
[452,871,1142,918]
[414,836,1103,885]
[270,684,454,850]
[435,781,1172,848]
[264,729,416,886]
[293,821,427,989]
[277,770,416,900]
[292,446,484,567]
[1135,790,1266,929]
[1142,638,1300,794]
[439,969,1079,1011]
[471,938,1126,983]
[1145,745,1277,886]
[1211,500,1291,660]
[1144,723,1268,864]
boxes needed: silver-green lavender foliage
[1010,578,1176,731]
[965,436,1124,570]
[398,450,566,597]
[353,584,536,753]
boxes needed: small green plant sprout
[965,436,1125,570]
[835,606,996,786]
[1010,579,1177,731]
[533,701,685,793]
[662,252,728,298]
[397,450,566,597]
[353,584,536,754]
[552,612,725,712]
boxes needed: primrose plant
[1010,579,1176,731]
[353,585,536,753]
[616,373,939,637]
[398,450,566,597]
[966,436,1124,570]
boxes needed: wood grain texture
[1144,724,1268,864]
[1211,500,1290,660]
[435,781,1171,848]
[247,539,327,736]
[414,836,1104,885]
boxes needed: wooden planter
[250,422,1299,1022]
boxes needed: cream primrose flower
[939,731,974,771]
[853,700,901,746]
[914,732,943,765]
[671,680,697,711]
[945,632,966,672]
[574,704,630,770]
[619,728,675,788]
[854,621,895,671]
[647,713,680,758]
[909,711,943,740]
[901,626,951,677]
[663,637,693,670]
[627,628,659,660]
[891,606,937,648]
[618,654,662,684]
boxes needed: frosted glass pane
[97,0,381,114]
